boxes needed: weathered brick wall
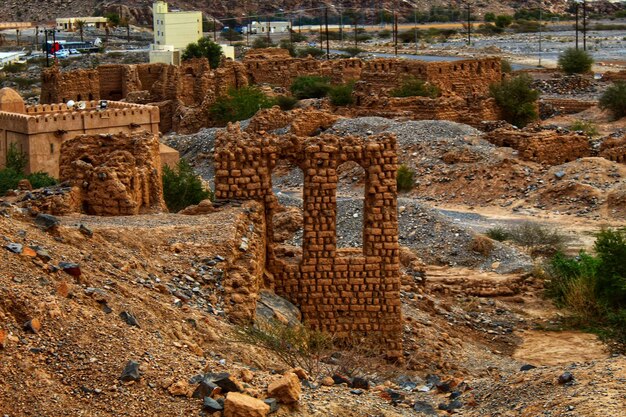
[214,116,403,358]
[600,135,626,164]
[59,131,166,215]
[40,66,100,104]
[541,98,597,115]
[485,127,591,165]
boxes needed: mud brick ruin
[0,87,175,177]
[59,131,166,215]
[40,50,503,134]
[214,110,403,358]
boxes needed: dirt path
[513,330,609,366]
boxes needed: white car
[69,49,81,55]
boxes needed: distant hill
[1,0,624,26]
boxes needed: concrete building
[150,1,202,65]
[245,21,291,34]
[0,52,24,69]
[0,87,180,177]
[56,17,109,31]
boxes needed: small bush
[278,39,295,56]
[501,59,513,74]
[490,74,539,127]
[507,222,569,256]
[599,81,626,120]
[390,77,440,98]
[162,159,211,213]
[486,226,510,242]
[6,143,27,174]
[290,76,331,99]
[221,29,243,42]
[296,46,325,58]
[558,48,594,74]
[276,95,298,111]
[236,319,333,379]
[340,47,364,57]
[209,86,275,124]
[570,120,599,137]
[470,235,495,256]
[252,37,274,49]
[377,29,391,39]
[396,164,414,192]
[1,62,26,74]
[328,81,354,106]
[290,31,307,42]
[0,168,22,195]
[26,172,58,189]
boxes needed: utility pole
[466,1,471,45]
[44,29,49,67]
[267,15,271,45]
[354,11,358,49]
[539,6,542,67]
[414,6,418,54]
[394,11,398,56]
[324,7,330,59]
[16,29,20,47]
[35,26,39,51]
[213,18,217,41]
[582,0,587,51]
[575,2,579,49]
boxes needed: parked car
[68,49,81,55]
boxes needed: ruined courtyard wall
[600,135,626,164]
[59,131,166,215]
[40,66,100,104]
[541,98,597,115]
[214,122,403,358]
[485,128,591,165]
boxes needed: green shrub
[340,47,364,57]
[490,74,539,127]
[396,164,414,192]
[478,23,504,35]
[209,86,275,124]
[390,77,440,98]
[278,39,295,56]
[0,168,21,195]
[296,46,325,58]
[6,143,27,174]
[26,172,57,189]
[221,29,243,42]
[398,28,422,43]
[1,62,26,74]
[599,81,626,120]
[290,76,331,99]
[276,95,298,111]
[252,37,274,49]
[545,228,626,347]
[162,159,211,213]
[328,81,354,106]
[377,29,392,39]
[236,319,333,379]
[558,48,594,74]
[486,226,510,242]
[570,120,599,137]
[290,31,308,42]
[182,37,223,69]
[495,15,514,28]
[501,59,512,74]
[484,12,496,22]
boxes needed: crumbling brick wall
[40,66,100,104]
[485,127,591,165]
[540,98,597,116]
[59,131,166,215]
[214,113,403,358]
[600,135,626,164]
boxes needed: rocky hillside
[1,0,624,26]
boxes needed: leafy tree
[209,86,275,124]
[396,165,414,192]
[390,77,440,98]
[75,20,86,42]
[1,144,57,195]
[182,37,223,69]
[490,74,539,127]
[484,12,496,22]
[495,15,513,28]
[558,48,594,74]
[501,59,512,74]
[290,31,307,42]
[599,81,626,120]
[290,76,331,99]
[162,159,211,212]
[105,13,120,26]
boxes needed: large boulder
[267,372,301,404]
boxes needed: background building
[56,17,109,31]
[150,1,202,65]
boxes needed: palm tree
[75,19,86,42]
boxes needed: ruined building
[214,110,403,358]
[40,52,503,134]
[0,87,178,177]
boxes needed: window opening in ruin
[89,93,94,101]
[271,160,304,250]
[50,143,54,154]
[77,95,82,101]
[336,161,365,250]
[80,156,93,165]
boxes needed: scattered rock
[255,290,302,326]
[558,372,574,385]
[59,262,81,277]
[119,311,140,327]
[168,380,191,396]
[267,372,301,404]
[239,368,254,383]
[350,389,364,395]
[0,329,7,349]
[332,374,351,385]
[79,224,93,237]
[413,400,437,415]
[350,376,370,390]
[192,378,219,399]
[206,372,241,393]
[35,213,60,231]
[202,397,223,412]
[5,243,22,254]
[321,376,334,386]
[520,364,537,371]
[120,360,141,382]
[23,318,41,333]
[224,392,270,417]
[264,398,279,413]
[288,367,308,381]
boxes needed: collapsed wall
[213,110,403,358]
[484,126,591,165]
[600,135,626,164]
[59,131,166,215]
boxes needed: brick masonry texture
[214,109,403,358]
